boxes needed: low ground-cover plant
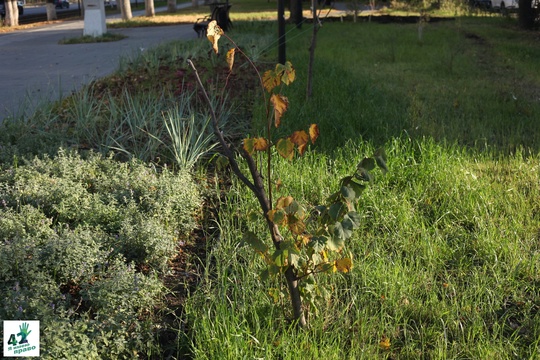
[0,150,201,358]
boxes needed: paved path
[0,6,198,122]
[0,3,354,123]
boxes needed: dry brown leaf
[206,20,223,54]
[270,94,289,128]
[309,123,320,144]
[226,48,235,72]
[290,130,309,155]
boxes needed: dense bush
[0,149,201,358]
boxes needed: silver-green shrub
[0,149,201,358]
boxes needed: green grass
[1,12,540,359]
[180,17,540,359]
[182,139,540,359]
[270,17,540,153]
[58,32,127,44]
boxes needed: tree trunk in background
[353,0,359,23]
[118,0,123,17]
[278,0,286,64]
[119,0,132,20]
[306,0,319,99]
[46,0,57,21]
[289,0,302,28]
[518,0,534,29]
[4,0,19,26]
[145,0,154,16]
[167,0,176,12]
[192,0,198,9]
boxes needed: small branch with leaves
[187,21,387,327]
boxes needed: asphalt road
[23,5,76,16]
[0,6,198,122]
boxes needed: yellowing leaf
[226,48,236,72]
[287,216,306,235]
[243,137,268,155]
[276,61,296,85]
[253,137,269,152]
[243,138,255,155]
[290,130,309,156]
[276,178,283,191]
[379,335,391,350]
[275,196,294,210]
[262,69,280,93]
[268,209,287,225]
[335,257,353,273]
[206,20,223,54]
[268,288,280,303]
[321,250,328,262]
[309,124,319,144]
[298,234,311,246]
[276,138,295,160]
[270,94,289,128]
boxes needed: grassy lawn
[1,4,540,359]
[182,16,540,359]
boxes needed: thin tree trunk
[187,59,307,328]
[518,0,534,29]
[145,0,154,16]
[285,266,306,327]
[306,0,319,99]
[289,0,302,28]
[46,1,57,21]
[192,0,198,9]
[4,0,19,26]
[167,0,176,13]
[278,0,286,64]
[246,155,306,328]
[118,0,123,17]
[119,0,132,20]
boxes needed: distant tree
[119,0,132,19]
[518,0,536,29]
[289,0,303,28]
[306,0,320,98]
[278,0,286,64]
[46,0,57,21]
[4,0,19,26]
[167,0,176,12]
[145,0,155,16]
